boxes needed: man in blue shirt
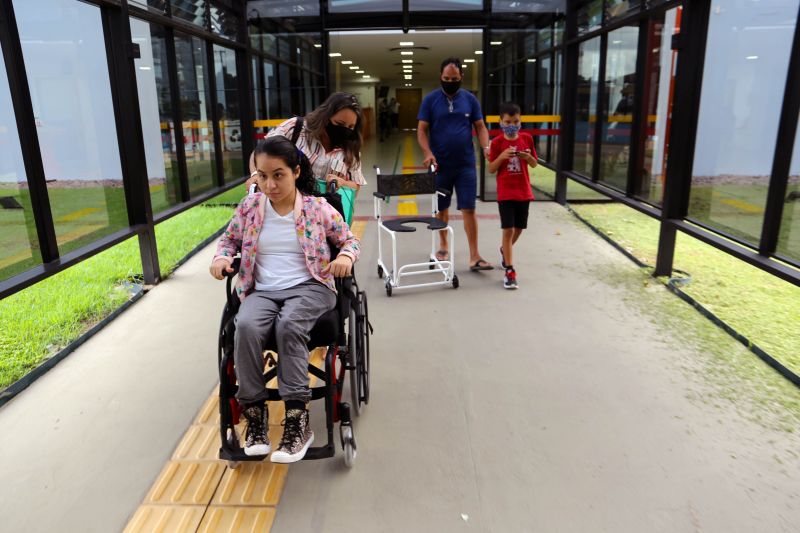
[417,57,492,270]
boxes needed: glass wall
[330,0,401,12]
[172,0,207,28]
[175,32,217,197]
[574,37,601,178]
[14,0,128,255]
[688,0,799,245]
[131,18,182,215]
[779,122,800,263]
[410,0,482,9]
[213,45,244,182]
[0,42,40,281]
[599,25,638,191]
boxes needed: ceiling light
[404,75,412,80]
[490,41,501,46]
[401,59,413,63]
[362,75,370,78]
[461,64,467,68]
[475,50,483,55]
[405,83,411,87]
[314,43,321,48]
[527,58,537,62]
[464,59,475,63]
[401,51,413,55]
[341,60,352,64]
[329,52,341,57]
[746,55,759,60]
[138,66,152,70]
[400,41,414,46]
[349,66,359,69]
[355,70,364,73]
[612,40,622,44]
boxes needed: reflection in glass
[330,0,401,12]
[536,56,552,160]
[410,0,481,9]
[246,0,319,17]
[552,49,562,165]
[175,32,217,197]
[778,119,800,263]
[172,0,207,28]
[252,58,262,120]
[577,0,602,34]
[605,0,640,21]
[210,3,240,41]
[637,7,680,205]
[131,18,181,215]
[129,0,167,12]
[0,41,41,280]
[574,37,600,177]
[493,0,565,12]
[688,0,798,245]
[213,45,243,182]
[265,61,279,119]
[14,0,128,255]
[599,25,638,191]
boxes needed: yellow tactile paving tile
[197,506,276,533]
[123,505,205,533]
[145,461,226,505]
[173,424,222,462]
[212,462,288,507]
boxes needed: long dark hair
[305,92,363,170]
[253,135,316,196]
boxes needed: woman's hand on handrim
[324,255,353,278]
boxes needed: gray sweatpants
[233,279,336,404]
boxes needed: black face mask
[441,79,461,96]
[325,123,355,148]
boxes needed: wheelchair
[217,189,371,468]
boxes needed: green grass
[568,201,800,378]
[0,191,237,390]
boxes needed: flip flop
[470,259,493,271]
[435,249,449,261]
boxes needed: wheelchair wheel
[356,291,370,405]
[348,305,361,416]
[452,274,460,289]
[341,425,357,468]
[385,280,392,297]
[226,429,241,470]
[377,265,384,279]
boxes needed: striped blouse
[266,117,367,186]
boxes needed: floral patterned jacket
[213,192,360,301]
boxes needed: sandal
[469,259,493,271]
[435,249,449,261]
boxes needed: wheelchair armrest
[373,191,386,199]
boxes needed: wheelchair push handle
[222,257,241,278]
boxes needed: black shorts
[498,200,530,229]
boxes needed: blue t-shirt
[417,89,483,169]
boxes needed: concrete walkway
[0,133,798,532]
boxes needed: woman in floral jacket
[210,135,359,464]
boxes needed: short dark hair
[440,57,463,74]
[499,102,521,118]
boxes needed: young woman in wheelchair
[209,135,360,463]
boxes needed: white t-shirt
[254,200,312,291]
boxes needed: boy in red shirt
[488,102,537,289]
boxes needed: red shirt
[489,133,536,201]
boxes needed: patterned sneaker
[270,408,314,464]
[242,403,271,456]
[499,246,508,270]
[503,267,518,290]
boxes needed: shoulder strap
[291,116,304,146]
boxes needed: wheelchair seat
[262,306,340,352]
[381,216,447,233]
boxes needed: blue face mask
[501,124,520,137]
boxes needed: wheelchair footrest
[219,444,334,462]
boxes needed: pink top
[213,192,360,300]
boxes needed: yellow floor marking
[57,207,101,223]
[350,220,367,240]
[126,346,330,531]
[720,198,763,214]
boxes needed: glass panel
[330,0,401,13]
[252,57,262,120]
[129,0,167,12]
[782,126,800,261]
[537,26,553,51]
[264,60,279,119]
[172,0,207,28]
[131,18,182,215]
[175,32,217,196]
[555,17,565,45]
[246,0,319,17]
[14,0,128,255]
[213,45,243,182]
[249,22,261,52]
[493,0,566,12]
[578,0,603,34]
[536,55,552,160]
[605,0,640,22]
[574,37,601,177]
[410,0,482,10]
[279,63,292,116]
[210,3,240,41]
[636,7,680,205]
[688,0,798,245]
[599,25,638,191]
[552,49,562,165]
[0,42,41,280]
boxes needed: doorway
[395,88,422,130]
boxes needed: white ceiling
[328,29,483,88]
